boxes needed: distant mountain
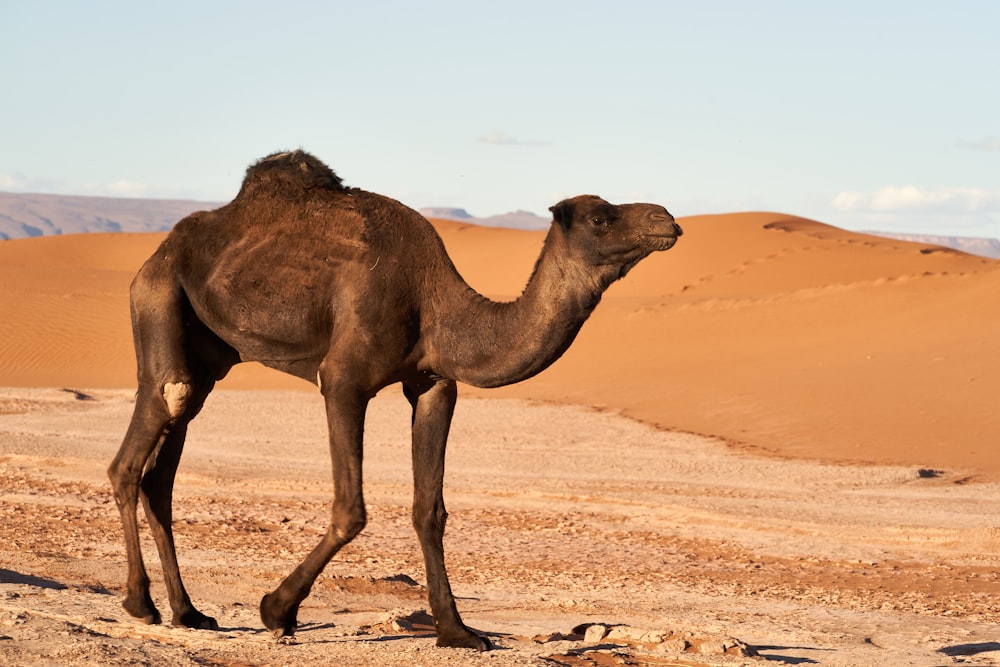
[479,210,550,230]
[0,192,551,241]
[865,231,1000,259]
[420,207,549,230]
[419,207,475,222]
[0,192,220,239]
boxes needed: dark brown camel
[107,150,682,650]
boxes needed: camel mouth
[658,236,680,251]
[646,232,681,251]
[647,217,682,251]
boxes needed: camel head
[548,194,682,283]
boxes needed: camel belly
[186,270,334,372]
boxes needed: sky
[2,1,998,237]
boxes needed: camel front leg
[260,377,369,637]
[405,378,490,651]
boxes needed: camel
[107,150,682,650]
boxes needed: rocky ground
[2,388,999,666]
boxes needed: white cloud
[0,172,155,198]
[0,171,71,194]
[0,171,214,201]
[479,130,550,147]
[831,185,1000,214]
[958,136,1000,151]
[70,179,213,200]
[825,185,1000,238]
[0,171,32,190]
[95,180,158,197]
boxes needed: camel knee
[331,503,367,542]
[107,462,134,507]
[107,450,146,505]
[413,498,448,535]
[162,382,192,419]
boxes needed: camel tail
[235,149,345,199]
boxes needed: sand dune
[1,213,997,476]
[4,212,1000,666]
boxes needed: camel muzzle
[646,213,682,250]
[650,213,682,237]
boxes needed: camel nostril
[651,213,680,234]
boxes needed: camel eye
[590,216,609,227]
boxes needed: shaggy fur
[235,150,345,200]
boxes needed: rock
[693,636,756,657]
[606,625,653,642]
[638,630,667,643]
[539,640,579,655]
[377,608,435,634]
[605,626,635,642]
[657,637,689,653]
[698,640,726,654]
[584,624,609,643]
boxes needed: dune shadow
[0,569,68,590]
[939,642,1000,657]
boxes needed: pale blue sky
[2,1,998,236]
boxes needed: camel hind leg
[109,377,217,629]
[138,376,219,629]
[108,265,229,629]
[108,390,171,624]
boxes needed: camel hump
[235,150,345,199]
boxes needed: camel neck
[427,229,606,388]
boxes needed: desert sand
[2,213,999,665]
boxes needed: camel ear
[548,199,574,230]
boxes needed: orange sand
[1,213,997,477]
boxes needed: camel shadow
[0,569,68,590]
[358,632,436,643]
[285,621,338,634]
[283,623,507,649]
[752,644,828,664]
[939,642,1000,658]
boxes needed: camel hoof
[122,595,161,625]
[260,592,298,638]
[436,631,492,652]
[172,608,219,630]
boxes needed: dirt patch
[2,388,1000,665]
